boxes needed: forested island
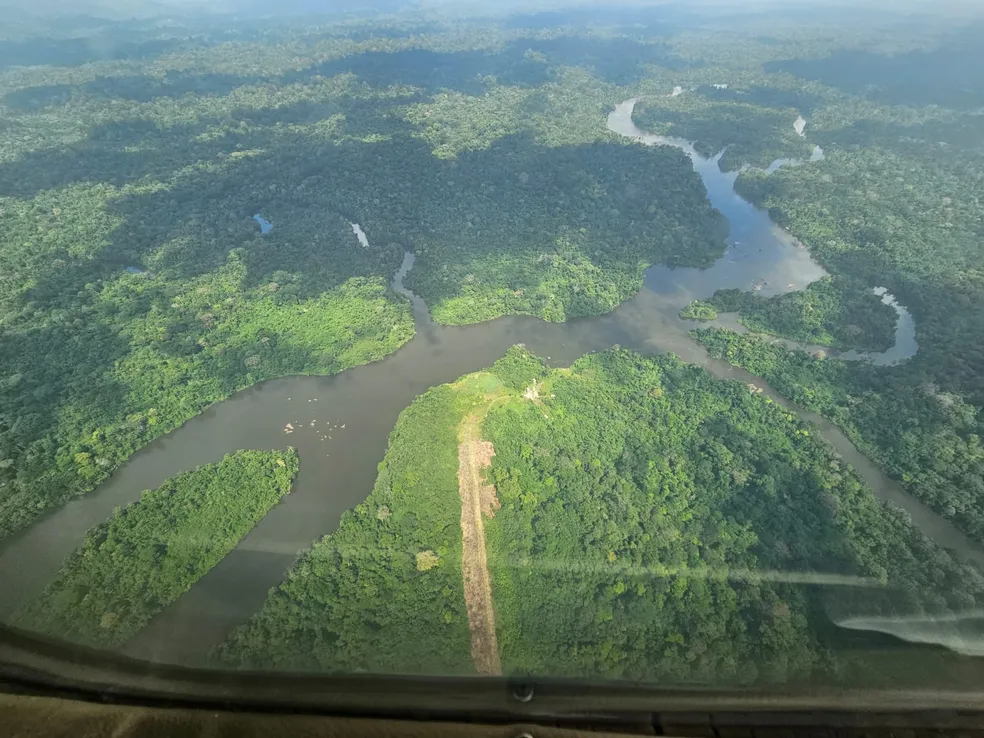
[0,0,983,687]
[13,450,298,648]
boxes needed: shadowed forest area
[626,40,984,549]
[765,24,984,110]
[0,15,737,543]
[1,2,984,685]
[684,278,899,352]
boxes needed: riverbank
[2,99,970,671]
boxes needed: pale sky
[3,0,982,22]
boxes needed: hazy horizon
[2,0,983,23]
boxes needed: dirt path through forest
[457,413,502,676]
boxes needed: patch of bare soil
[457,415,502,676]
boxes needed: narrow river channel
[0,99,970,667]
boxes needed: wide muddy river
[0,99,971,667]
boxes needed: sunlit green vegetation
[0,15,729,541]
[483,348,983,683]
[679,300,718,321]
[13,449,298,648]
[691,278,897,351]
[215,370,482,673]
[0,238,412,541]
[219,347,984,682]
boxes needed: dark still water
[0,99,948,668]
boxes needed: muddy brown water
[0,99,964,669]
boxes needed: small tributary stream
[0,99,968,667]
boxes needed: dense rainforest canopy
[695,329,984,548]
[0,0,983,684]
[0,8,733,541]
[218,348,984,683]
[625,21,984,546]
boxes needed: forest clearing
[457,413,502,676]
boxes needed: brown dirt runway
[457,414,501,676]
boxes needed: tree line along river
[0,99,968,669]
